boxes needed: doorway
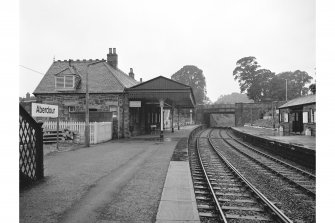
[292,111,303,133]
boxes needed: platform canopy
[125,76,196,108]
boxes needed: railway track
[217,128,316,198]
[189,128,293,222]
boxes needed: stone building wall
[278,107,291,135]
[279,104,316,136]
[303,104,316,136]
[35,93,131,138]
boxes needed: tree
[171,65,208,104]
[309,83,316,94]
[233,57,313,101]
[233,57,275,101]
[270,71,313,100]
[214,92,253,104]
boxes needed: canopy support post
[177,108,180,130]
[171,105,174,133]
[159,99,164,139]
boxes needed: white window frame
[310,109,315,123]
[109,105,117,112]
[303,111,309,123]
[283,112,289,123]
[68,106,75,112]
[55,75,75,89]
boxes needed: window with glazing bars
[55,76,74,88]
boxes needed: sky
[20,0,315,102]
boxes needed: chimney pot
[129,68,134,79]
[107,48,118,68]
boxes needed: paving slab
[156,161,200,222]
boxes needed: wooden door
[292,112,303,133]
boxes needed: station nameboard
[32,103,58,118]
[129,101,141,107]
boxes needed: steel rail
[226,128,315,178]
[196,132,227,222]
[219,129,316,197]
[207,137,293,223]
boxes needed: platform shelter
[125,76,196,138]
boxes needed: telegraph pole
[84,60,105,147]
[85,65,90,147]
[285,79,288,101]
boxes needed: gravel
[209,129,315,222]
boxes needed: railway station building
[33,48,195,138]
[278,94,316,136]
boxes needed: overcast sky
[20,0,315,102]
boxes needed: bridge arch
[195,104,236,127]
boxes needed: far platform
[232,126,316,151]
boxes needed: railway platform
[232,126,315,151]
[20,125,200,223]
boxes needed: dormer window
[54,66,81,91]
[55,75,75,90]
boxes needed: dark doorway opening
[292,110,303,133]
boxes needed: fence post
[36,122,44,179]
[110,122,113,140]
[94,122,98,144]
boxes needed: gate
[19,105,44,187]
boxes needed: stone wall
[235,101,285,127]
[210,114,235,127]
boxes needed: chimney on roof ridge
[26,92,30,100]
[140,78,142,83]
[107,48,118,68]
[129,68,134,79]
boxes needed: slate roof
[33,60,138,94]
[279,94,316,109]
[126,76,196,108]
[128,75,193,90]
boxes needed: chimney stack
[140,78,142,83]
[26,92,30,100]
[129,68,134,79]
[107,48,118,68]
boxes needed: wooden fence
[43,121,113,144]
